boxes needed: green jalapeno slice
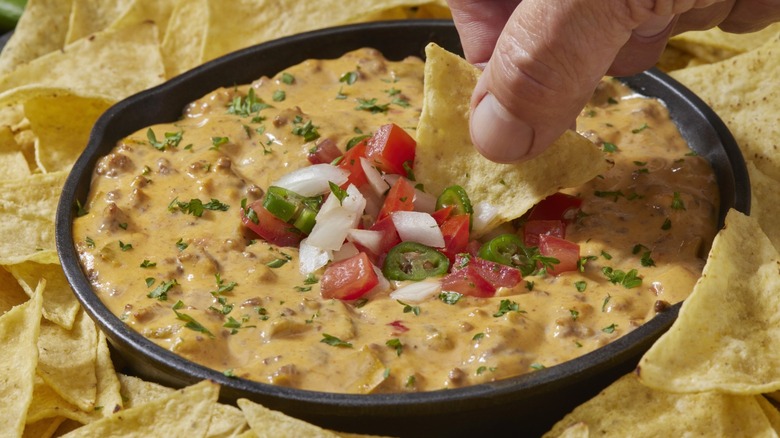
[435,185,473,217]
[382,242,450,281]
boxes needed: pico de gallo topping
[241,122,585,302]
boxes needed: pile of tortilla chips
[544,25,780,436]
[0,1,447,437]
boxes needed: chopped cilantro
[175,238,189,251]
[397,300,420,316]
[321,333,352,348]
[147,279,178,301]
[493,299,520,317]
[118,241,133,251]
[602,142,618,153]
[272,90,286,102]
[355,98,389,113]
[569,309,579,320]
[291,119,320,142]
[169,197,229,217]
[671,191,686,210]
[386,338,403,356]
[140,259,156,268]
[172,300,214,337]
[329,181,348,204]
[601,267,642,289]
[574,281,587,292]
[280,72,295,84]
[339,71,358,85]
[661,218,672,230]
[438,291,462,305]
[602,323,618,334]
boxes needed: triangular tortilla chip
[637,209,780,394]
[58,380,219,438]
[6,262,81,329]
[0,283,43,436]
[37,308,98,411]
[543,373,776,437]
[0,21,165,103]
[415,43,607,233]
[237,398,340,438]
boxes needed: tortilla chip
[58,380,220,438]
[0,125,32,178]
[59,380,219,438]
[65,0,135,44]
[637,209,780,394]
[746,160,780,252]
[5,262,81,329]
[757,395,780,434]
[109,0,178,39]
[237,398,340,438]
[0,0,73,74]
[201,0,438,62]
[159,0,209,78]
[669,24,780,63]
[670,33,780,183]
[543,373,776,437]
[24,91,114,173]
[415,43,608,233]
[23,416,66,438]
[0,283,43,437]
[118,374,248,437]
[37,308,99,411]
[0,21,166,103]
[0,266,30,314]
[0,171,67,265]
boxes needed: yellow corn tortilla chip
[543,373,776,437]
[65,0,135,44]
[0,125,32,179]
[0,21,166,104]
[0,171,67,265]
[118,374,248,437]
[237,398,341,438]
[0,283,43,437]
[6,262,81,329]
[0,0,73,75]
[27,331,122,424]
[37,308,98,411]
[24,91,114,173]
[415,43,608,232]
[160,0,209,79]
[669,24,780,63]
[670,33,780,183]
[0,266,30,314]
[757,395,780,434]
[746,160,780,252]
[108,0,178,40]
[637,209,780,394]
[23,416,66,438]
[59,380,220,438]
[201,0,438,63]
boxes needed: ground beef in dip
[73,48,718,393]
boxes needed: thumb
[470,0,675,163]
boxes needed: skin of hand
[448,0,780,163]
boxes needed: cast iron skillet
[56,20,749,437]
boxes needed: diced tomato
[441,266,496,298]
[365,123,416,176]
[538,235,580,275]
[241,200,303,247]
[337,139,368,188]
[430,205,454,225]
[307,138,343,164]
[439,214,470,263]
[523,219,566,247]
[320,252,379,300]
[356,216,401,265]
[528,192,583,223]
[453,254,522,288]
[388,320,409,333]
[466,240,482,257]
[377,177,415,221]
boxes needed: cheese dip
[73,48,718,393]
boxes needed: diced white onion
[413,188,437,213]
[306,184,365,251]
[472,201,500,237]
[332,242,359,261]
[358,185,382,222]
[272,164,348,197]
[360,157,390,197]
[389,281,441,303]
[347,229,385,254]
[391,211,445,248]
[383,173,400,187]
[368,265,391,296]
[298,238,331,275]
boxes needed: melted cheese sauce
[73,49,718,393]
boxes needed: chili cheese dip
[73,48,718,393]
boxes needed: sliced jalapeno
[436,185,473,217]
[262,186,322,234]
[382,242,450,281]
[478,233,539,276]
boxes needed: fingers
[470,0,641,162]
[448,0,521,63]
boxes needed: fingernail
[634,14,675,39]
[470,92,535,163]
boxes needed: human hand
[448,0,780,163]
